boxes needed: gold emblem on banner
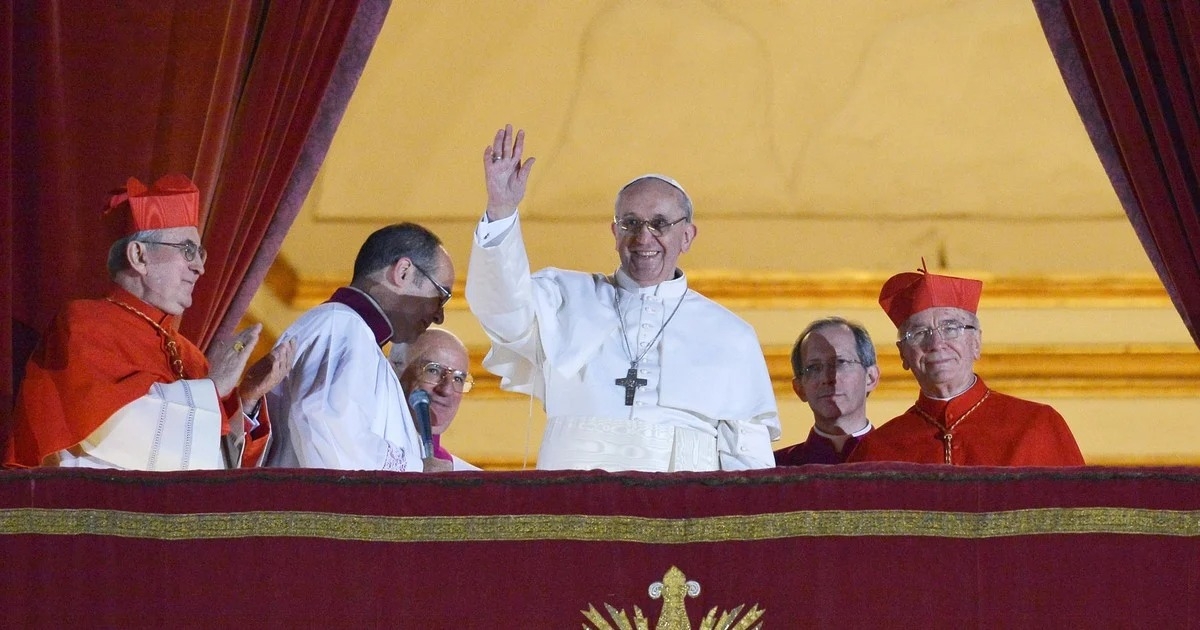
[582,566,764,630]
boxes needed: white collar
[925,375,979,401]
[813,420,873,440]
[613,267,688,298]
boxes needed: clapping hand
[238,337,295,411]
[207,324,264,398]
[206,324,295,409]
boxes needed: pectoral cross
[614,364,647,406]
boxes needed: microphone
[407,389,434,460]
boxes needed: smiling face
[130,226,205,315]
[793,323,878,433]
[399,329,469,435]
[612,179,696,287]
[897,306,982,398]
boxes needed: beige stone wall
[250,1,1200,467]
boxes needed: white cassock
[466,212,781,472]
[264,292,421,471]
[54,380,228,470]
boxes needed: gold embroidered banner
[4,506,1200,541]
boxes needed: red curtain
[2,1,390,429]
[1035,0,1200,347]
[186,0,391,348]
[1,4,14,437]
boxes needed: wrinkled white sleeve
[285,320,413,471]
[466,211,548,397]
[474,210,518,246]
[715,333,781,471]
[717,416,778,470]
[66,379,225,471]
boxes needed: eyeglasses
[412,262,452,307]
[899,323,979,348]
[141,240,207,263]
[614,215,689,236]
[418,361,474,393]
[799,358,864,379]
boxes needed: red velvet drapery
[186,0,387,349]
[1,1,390,433]
[1035,0,1200,347]
[4,465,1200,626]
[1,3,14,447]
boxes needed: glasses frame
[418,361,474,393]
[799,358,864,379]
[614,215,690,236]
[141,239,207,263]
[899,323,979,348]
[411,261,452,307]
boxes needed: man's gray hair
[791,316,877,379]
[106,229,168,279]
[615,173,693,221]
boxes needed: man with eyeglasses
[774,317,879,465]
[848,264,1084,466]
[466,125,779,472]
[392,327,481,471]
[7,174,293,470]
[264,223,456,472]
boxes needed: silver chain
[613,283,688,368]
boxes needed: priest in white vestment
[264,223,456,472]
[466,125,780,472]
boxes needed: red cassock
[847,377,1084,466]
[5,287,269,468]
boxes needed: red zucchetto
[105,174,199,235]
[879,260,983,327]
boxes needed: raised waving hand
[483,124,536,221]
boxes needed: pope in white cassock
[466,125,781,472]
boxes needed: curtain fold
[208,0,392,347]
[5,0,256,430]
[185,0,390,348]
[3,0,391,433]
[1,2,14,423]
[1034,0,1200,347]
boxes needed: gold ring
[233,341,245,352]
